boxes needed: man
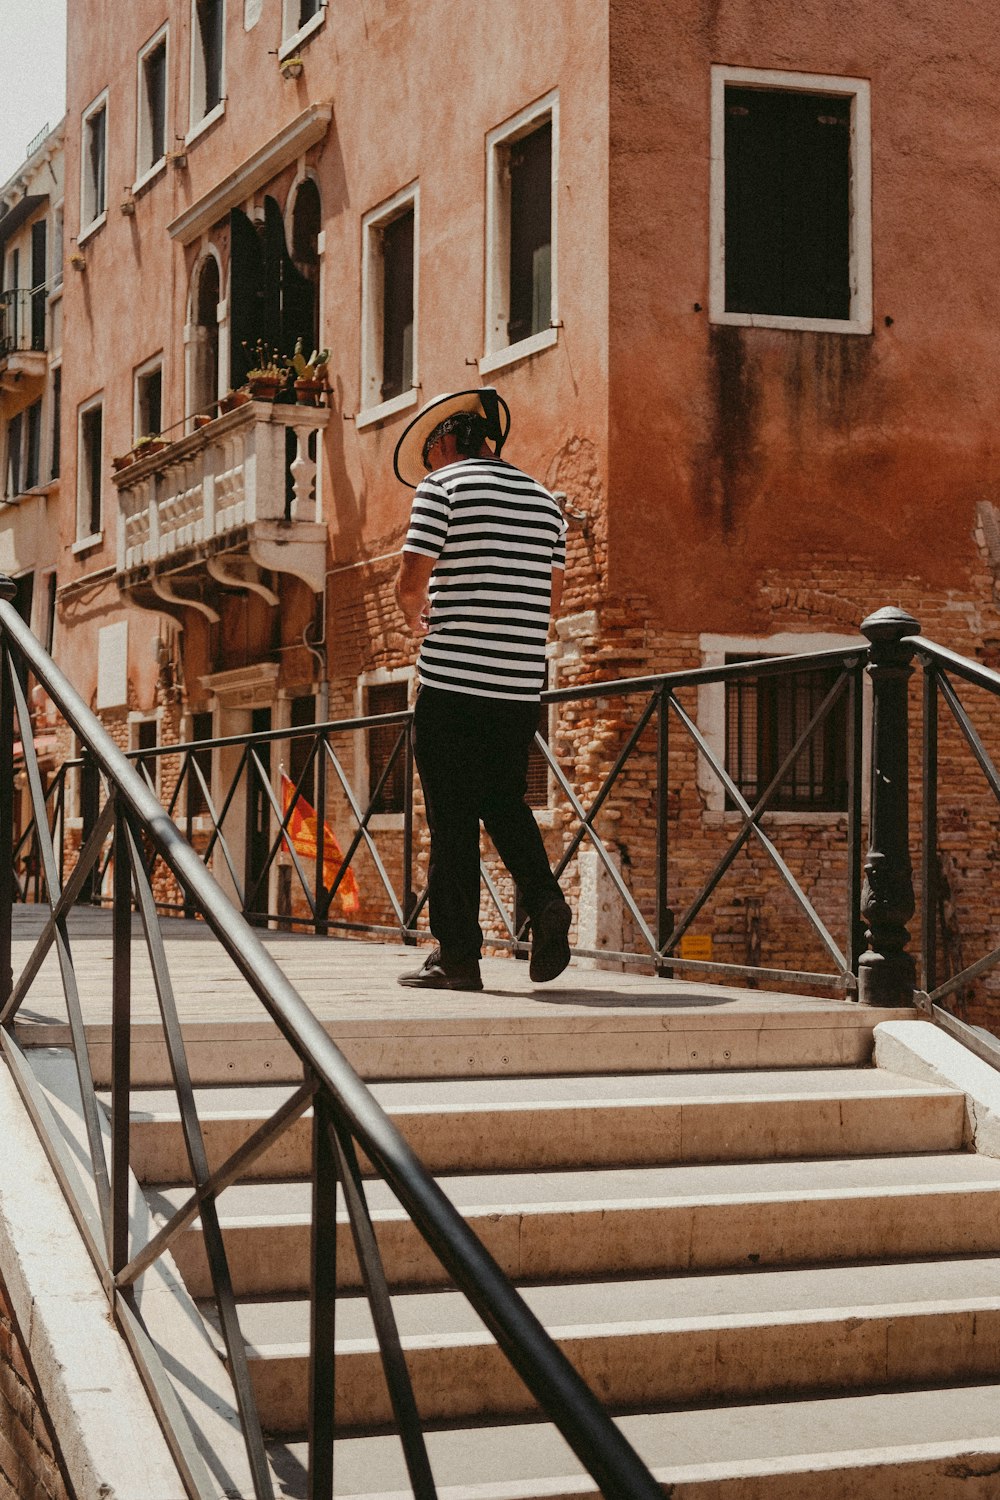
[393,386,572,991]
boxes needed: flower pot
[193,413,214,429]
[220,390,252,414]
[112,453,134,473]
[247,376,282,401]
[294,377,328,407]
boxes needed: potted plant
[220,388,253,414]
[130,433,168,462]
[242,340,289,401]
[112,452,134,473]
[287,340,331,406]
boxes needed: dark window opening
[5,411,22,499]
[724,86,851,322]
[50,368,61,479]
[291,179,321,354]
[228,197,315,389]
[137,366,162,438]
[42,572,56,654]
[380,209,414,401]
[725,655,848,812]
[288,693,316,804]
[136,718,159,790]
[80,404,103,537]
[143,40,167,169]
[30,219,47,350]
[187,711,214,817]
[366,681,408,813]
[24,400,42,491]
[84,105,107,224]
[508,120,552,346]
[197,0,224,116]
[193,256,220,415]
[296,0,321,28]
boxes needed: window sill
[76,212,107,248]
[709,308,873,336]
[72,531,104,556]
[132,158,167,196]
[185,101,226,148]
[702,808,849,827]
[364,812,405,833]
[355,387,419,431]
[480,325,558,376]
[279,9,325,58]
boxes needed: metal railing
[0,283,47,358]
[0,587,663,1497]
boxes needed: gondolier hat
[392,386,511,488]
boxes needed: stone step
[158,1152,1000,1298]
[121,1068,966,1184]
[206,1256,1000,1434]
[70,1000,913,1087]
[264,1381,1000,1498]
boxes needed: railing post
[0,576,17,1003]
[858,606,919,1007]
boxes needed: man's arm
[550,565,564,619]
[396,551,436,635]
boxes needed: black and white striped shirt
[403,456,567,700]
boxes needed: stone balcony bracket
[114,399,329,604]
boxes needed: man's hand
[396,552,436,637]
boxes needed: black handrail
[0,589,663,1497]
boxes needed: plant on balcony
[287,339,330,406]
[242,339,289,401]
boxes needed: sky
[0,0,67,189]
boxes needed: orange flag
[280,773,361,915]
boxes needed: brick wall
[0,1283,73,1500]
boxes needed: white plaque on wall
[96,621,129,710]
[244,0,263,29]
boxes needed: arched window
[290,178,321,354]
[190,254,220,417]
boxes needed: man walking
[393,386,572,991]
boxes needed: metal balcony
[113,399,329,607]
[0,285,48,379]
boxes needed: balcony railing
[0,284,47,360]
[114,399,328,594]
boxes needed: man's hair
[422,411,490,468]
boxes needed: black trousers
[412,686,566,965]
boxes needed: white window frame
[184,244,227,425]
[357,182,419,430]
[279,0,325,58]
[133,353,164,441]
[79,88,109,242]
[74,392,104,550]
[135,24,170,191]
[709,65,872,336]
[354,667,413,831]
[187,0,226,143]
[697,630,869,821]
[481,89,559,376]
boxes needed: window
[134,718,159,792]
[189,253,221,417]
[359,184,418,422]
[134,359,163,440]
[5,412,22,500]
[77,399,103,541]
[186,711,214,818]
[281,0,322,49]
[709,66,872,334]
[366,681,408,814]
[288,693,316,804]
[137,28,168,181]
[725,655,848,812]
[81,91,108,233]
[24,400,42,491]
[41,571,57,654]
[51,206,63,289]
[191,0,224,128]
[484,92,558,370]
[50,368,61,479]
[290,178,321,355]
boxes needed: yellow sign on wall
[678,934,713,961]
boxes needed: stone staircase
[121,998,1000,1498]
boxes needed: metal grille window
[380,209,414,402]
[725,655,847,812]
[525,669,550,809]
[508,121,552,346]
[724,85,850,322]
[366,681,408,814]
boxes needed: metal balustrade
[0,283,47,358]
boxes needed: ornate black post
[0,575,16,1004]
[858,606,919,1006]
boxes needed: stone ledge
[874,1019,1000,1155]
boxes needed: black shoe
[529,900,572,983]
[397,950,484,992]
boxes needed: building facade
[39,0,1000,1014]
